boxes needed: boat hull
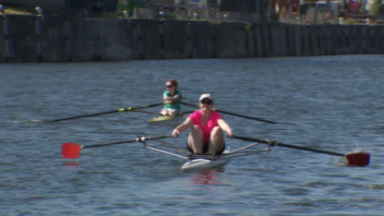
[147,116,184,126]
[181,157,230,171]
[181,150,231,171]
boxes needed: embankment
[0,15,383,62]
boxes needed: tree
[368,0,381,15]
[358,0,366,14]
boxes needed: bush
[342,17,358,25]
[368,0,381,15]
[358,3,366,14]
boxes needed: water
[1,55,384,215]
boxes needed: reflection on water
[191,169,231,186]
[63,161,81,166]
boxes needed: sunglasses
[201,99,213,105]
[166,85,173,88]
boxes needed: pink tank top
[188,110,222,143]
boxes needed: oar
[130,110,161,115]
[62,135,172,159]
[180,102,276,124]
[233,135,370,166]
[46,103,164,122]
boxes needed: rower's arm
[175,118,193,133]
[163,94,173,104]
[218,118,233,137]
[171,94,181,101]
[164,94,180,104]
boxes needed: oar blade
[346,152,370,166]
[62,143,82,159]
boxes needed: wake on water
[15,119,44,123]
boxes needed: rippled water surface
[2,55,384,215]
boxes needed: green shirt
[163,90,182,110]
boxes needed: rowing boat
[61,135,271,171]
[62,135,371,171]
[139,139,270,171]
[147,115,185,126]
[181,150,231,171]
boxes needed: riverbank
[0,15,383,63]
[0,5,34,15]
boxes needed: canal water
[1,55,384,215]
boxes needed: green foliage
[1,5,34,15]
[368,0,381,15]
[245,24,253,31]
[189,17,199,21]
[208,20,223,25]
[342,17,358,25]
[358,2,366,14]
[167,14,183,20]
[118,0,145,18]
[230,22,254,30]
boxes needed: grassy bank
[2,5,35,15]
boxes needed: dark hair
[167,79,178,90]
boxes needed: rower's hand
[172,129,180,137]
[226,130,233,138]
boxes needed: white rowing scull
[147,110,194,126]
[147,115,185,126]
[62,135,371,169]
[138,137,271,171]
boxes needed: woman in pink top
[172,94,233,156]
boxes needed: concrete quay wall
[0,15,383,63]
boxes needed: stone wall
[0,14,383,63]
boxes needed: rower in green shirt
[160,79,182,117]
